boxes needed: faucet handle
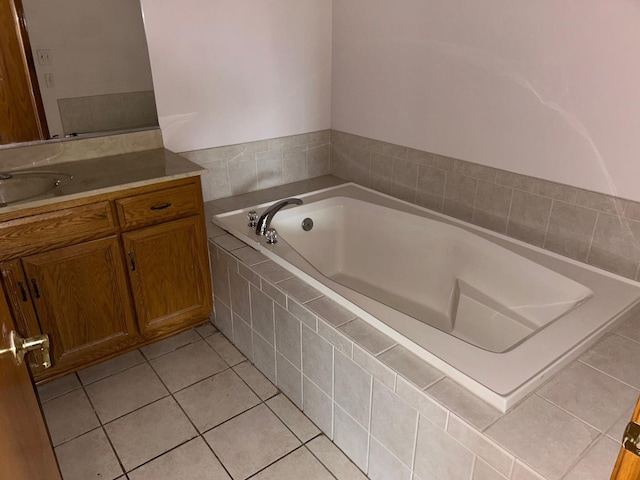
[247,211,258,228]
[265,228,278,244]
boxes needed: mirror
[1,0,158,147]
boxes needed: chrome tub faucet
[255,198,303,236]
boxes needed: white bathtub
[214,184,640,411]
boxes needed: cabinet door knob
[30,279,41,299]
[128,252,136,271]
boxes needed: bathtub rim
[212,182,640,411]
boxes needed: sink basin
[0,171,73,206]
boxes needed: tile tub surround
[207,186,640,480]
[181,130,331,202]
[330,130,640,281]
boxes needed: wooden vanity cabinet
[21,237,139,375]
[0,176,213,382]
[123,216,211,337]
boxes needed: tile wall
[181,130,331,202]
[330,130,640,281]
[207,209,640,480]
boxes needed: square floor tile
[175,369,260,432]
[195,321,218,338]
[306,436,368,480]
[233,361,278,400]
[55,428,122,480]
[37,373,81,403]
[105,397,197,471]
[85,362,169,423]
[150,340,228,392]
[128,437,230,480]
[266,394,320,442]
[252,447,334,480]
[140,329,201,360]
[42,389,100,446]
[206,333,245,366]
[204,404,300,479]
[78,350,146,385]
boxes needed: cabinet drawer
[0,201,116,261]
[116,183,200,230]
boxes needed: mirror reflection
[1,0,158,146]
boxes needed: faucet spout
[255,198,303,235]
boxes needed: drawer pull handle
[17,281,28,302]
[150,202,172,211]
[128,252,136,271]
[30,279,41,299]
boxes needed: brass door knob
[0,331,51,368]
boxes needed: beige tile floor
[38,321,368,480]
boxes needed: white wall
[332,0,640,201]
[22,0,155,137]
[141,0,332,153]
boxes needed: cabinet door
[0,260,47,378]
[122,216,213,336]
[21,236,139,372]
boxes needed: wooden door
[611,395,640,479]
[21,236,139,373]
[123,216,213,337]
[0,285,61,479]
[0,0,48,144]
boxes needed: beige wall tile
[544,201,597,261]
[427,378,502,431]
[353,345,397,390]
[276,353,303,407]
[533,179,578,203]
[303,376,334,436]
[537,361,639,432]
[251,284,275,344]
[378,346,443,389]
[414,415,474,480]
[333,405,369,471]
[370,381,418,467]
[338,318,396,355]
[302,326,334,395]
[447,415,514,476]
[334,350,373,427]
[506,190,552,246]
[472,181,513,233]
[580,334,640,389]
[394,376,448,429]
[275,304,301,367]
[368,436,412,480]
